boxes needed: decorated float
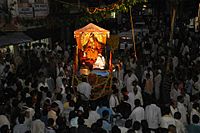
[73,23,113,100]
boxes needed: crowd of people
[0,16,199,133]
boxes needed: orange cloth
[144,79,153,94]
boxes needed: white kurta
[170,88,181,102]
[154,73,162,100]
[172,56,178,72]
[128,91,143,110]
[0,115,10,129]
[13,124,29,133]
[142,70,153,82]
[175,119,186,133]
[93,56,105,69]
[129,106,144,123]
[109,94,120,108]
[177,102,188,125]
[170,106,178,117]
[31,119,45,133]
[124,73,138,88]
[86,111,100,127]
[145,104,162,129]
[160,115,176,129]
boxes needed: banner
[33,4,49,17]
[18,3,33,18]
[18,7,33,18]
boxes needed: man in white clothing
[109,86,120,113]
[170,82,181,102]
[174,112,186,133]
[85,104,100,127]
[142,67,153,82]
[128,84,143,110]
[56,71,64,93]
[160,107,176,129]
[54,93,64,114]
[154,69,162,100]
[0,114,10,129]
[145,98,161,131]
[128,80,142,93]
[124,70,138,92]
[93,53,106,69]
[13,115,29,133]
[77,77,92,101]
[31,113,45,133]
[172,55,178,73]
[129,99,144,123]
[177,96,188,125]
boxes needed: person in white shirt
[85,104,100,127]
[124,70,138,92]
[154,69,162,100]
[54,93,64,114]
[142,67,153,82]
[172,55,178,73]
[56,72,65,93]
[160,106,176,129]
[128,80,142,93]
[174,112,186,133]
[112,77,124,96]
[170,82,181,102]
[38,75,49,92]
[77,77,92,101]
[190,102,200,124]
[129,99,144,123]
[31,113,45,133]
[191,75,200,97]
[177,96,188,125]
[0,114,10,129]
[182,91,190,113]
[13,115,29,133]
[109,86,120,113]
[145,98,161,131]
[182,44,189,56]
[170,100,178,117]
[128,84,143,110]
[93,53,106,70]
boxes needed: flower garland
[86,0,144,14]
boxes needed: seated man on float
[93,53,106,70]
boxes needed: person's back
[31,113,45,133]
[129,99,144,123]
[145,103,161,130]
[77,78,92,100]
[13,115,29,133]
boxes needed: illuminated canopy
[74,23,110,49]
